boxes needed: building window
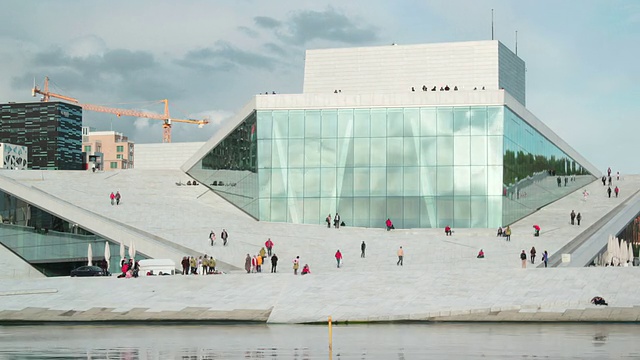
[84,145,91,153]
[110,162,118,169]
[116,154,122,159]
[117,146,124,152]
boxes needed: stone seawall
[0,267,638,324]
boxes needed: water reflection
[0,323,638,359]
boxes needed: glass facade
[501,107,594,225]
[0,190,145,275]
[188,105,595,229]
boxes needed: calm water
[0,323,639,359]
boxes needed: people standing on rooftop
[577,212,582,226]
[520,250,527,268]
[411,87,415,92]
[265,238,274,256]
[271,253,278,273]
[556,176,562,187]
[601,176,606,186]
[209,231,215,246]
[245,254,251,274]
[189,256,196,275]
[570,210,576,225]
[542,250,549,267]
[607,186,612,198]
[608,176,612,186]
[615,186,619,198]
[583,189,589,201]
[326,214,332,228]
[397,246,404,266]
[110,192,115,205]
[202,255,208,275]
[607,167,612,177]
[251,255,258,273]
[505,226,511,241]
[616,171,620,181]
[334,213,341,229]
[335,250,343,268]
[115,191,121,205]
[361,241,366,258]
[221,229,228,246]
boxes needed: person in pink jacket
[335,250,343,268]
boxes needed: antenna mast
[491,9,494,40]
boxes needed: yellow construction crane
[32,76,209,143]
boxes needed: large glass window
[190,106,594,229]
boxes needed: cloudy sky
[1,0,639,173]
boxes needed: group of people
[109,191,121,205]
[496,226,512,241]
[570,210,583,226]
[245,239,278,273]
[520,247,549,268]
[209,229,229,246]
[412,85,484,92]
[326,213,344,228]
[118,258,139,278]
[180,255,218,275]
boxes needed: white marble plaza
[0,169,638,323]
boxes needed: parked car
[70,266,108,277]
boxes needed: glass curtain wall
[502,107,595,225]
[255,106,505,229]
[191,113,259,218]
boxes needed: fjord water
[0,323,638,359]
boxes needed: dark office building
[0,102,83,170]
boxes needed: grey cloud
[176,41,277,72]
[278,8,379,45]
[254,16,281,29]
[238,26,259,38]
[12,46,178,103]
[263,42,287,57]
[31,47,157,76]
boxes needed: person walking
[335,250,343,268]
[109,192,115,205]
[209,230,216,246]
[520,250,527,268]
[271,253,278,273]
[334,213,341,229]
[542,250,549,268]
[614,186,619,198]
[576,212,582,226]
[505,226,511,241]
[361,241,366,258]
[326,214,332,228]
[570,210,576,225]
[530,246,537,264]
[115,191,121,205]
[293,256,300,275]
[245,254,252,274]
[607,186,612,198]
[397,246,404,266]
[265,238,274,256]
[221,229,228,246]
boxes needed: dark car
[70,266,107,277]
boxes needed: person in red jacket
[445,225,452,236]
[265,238,274,256]
[335,250,343,268]
[301,264,311,275]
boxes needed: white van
[138,259,177,276]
